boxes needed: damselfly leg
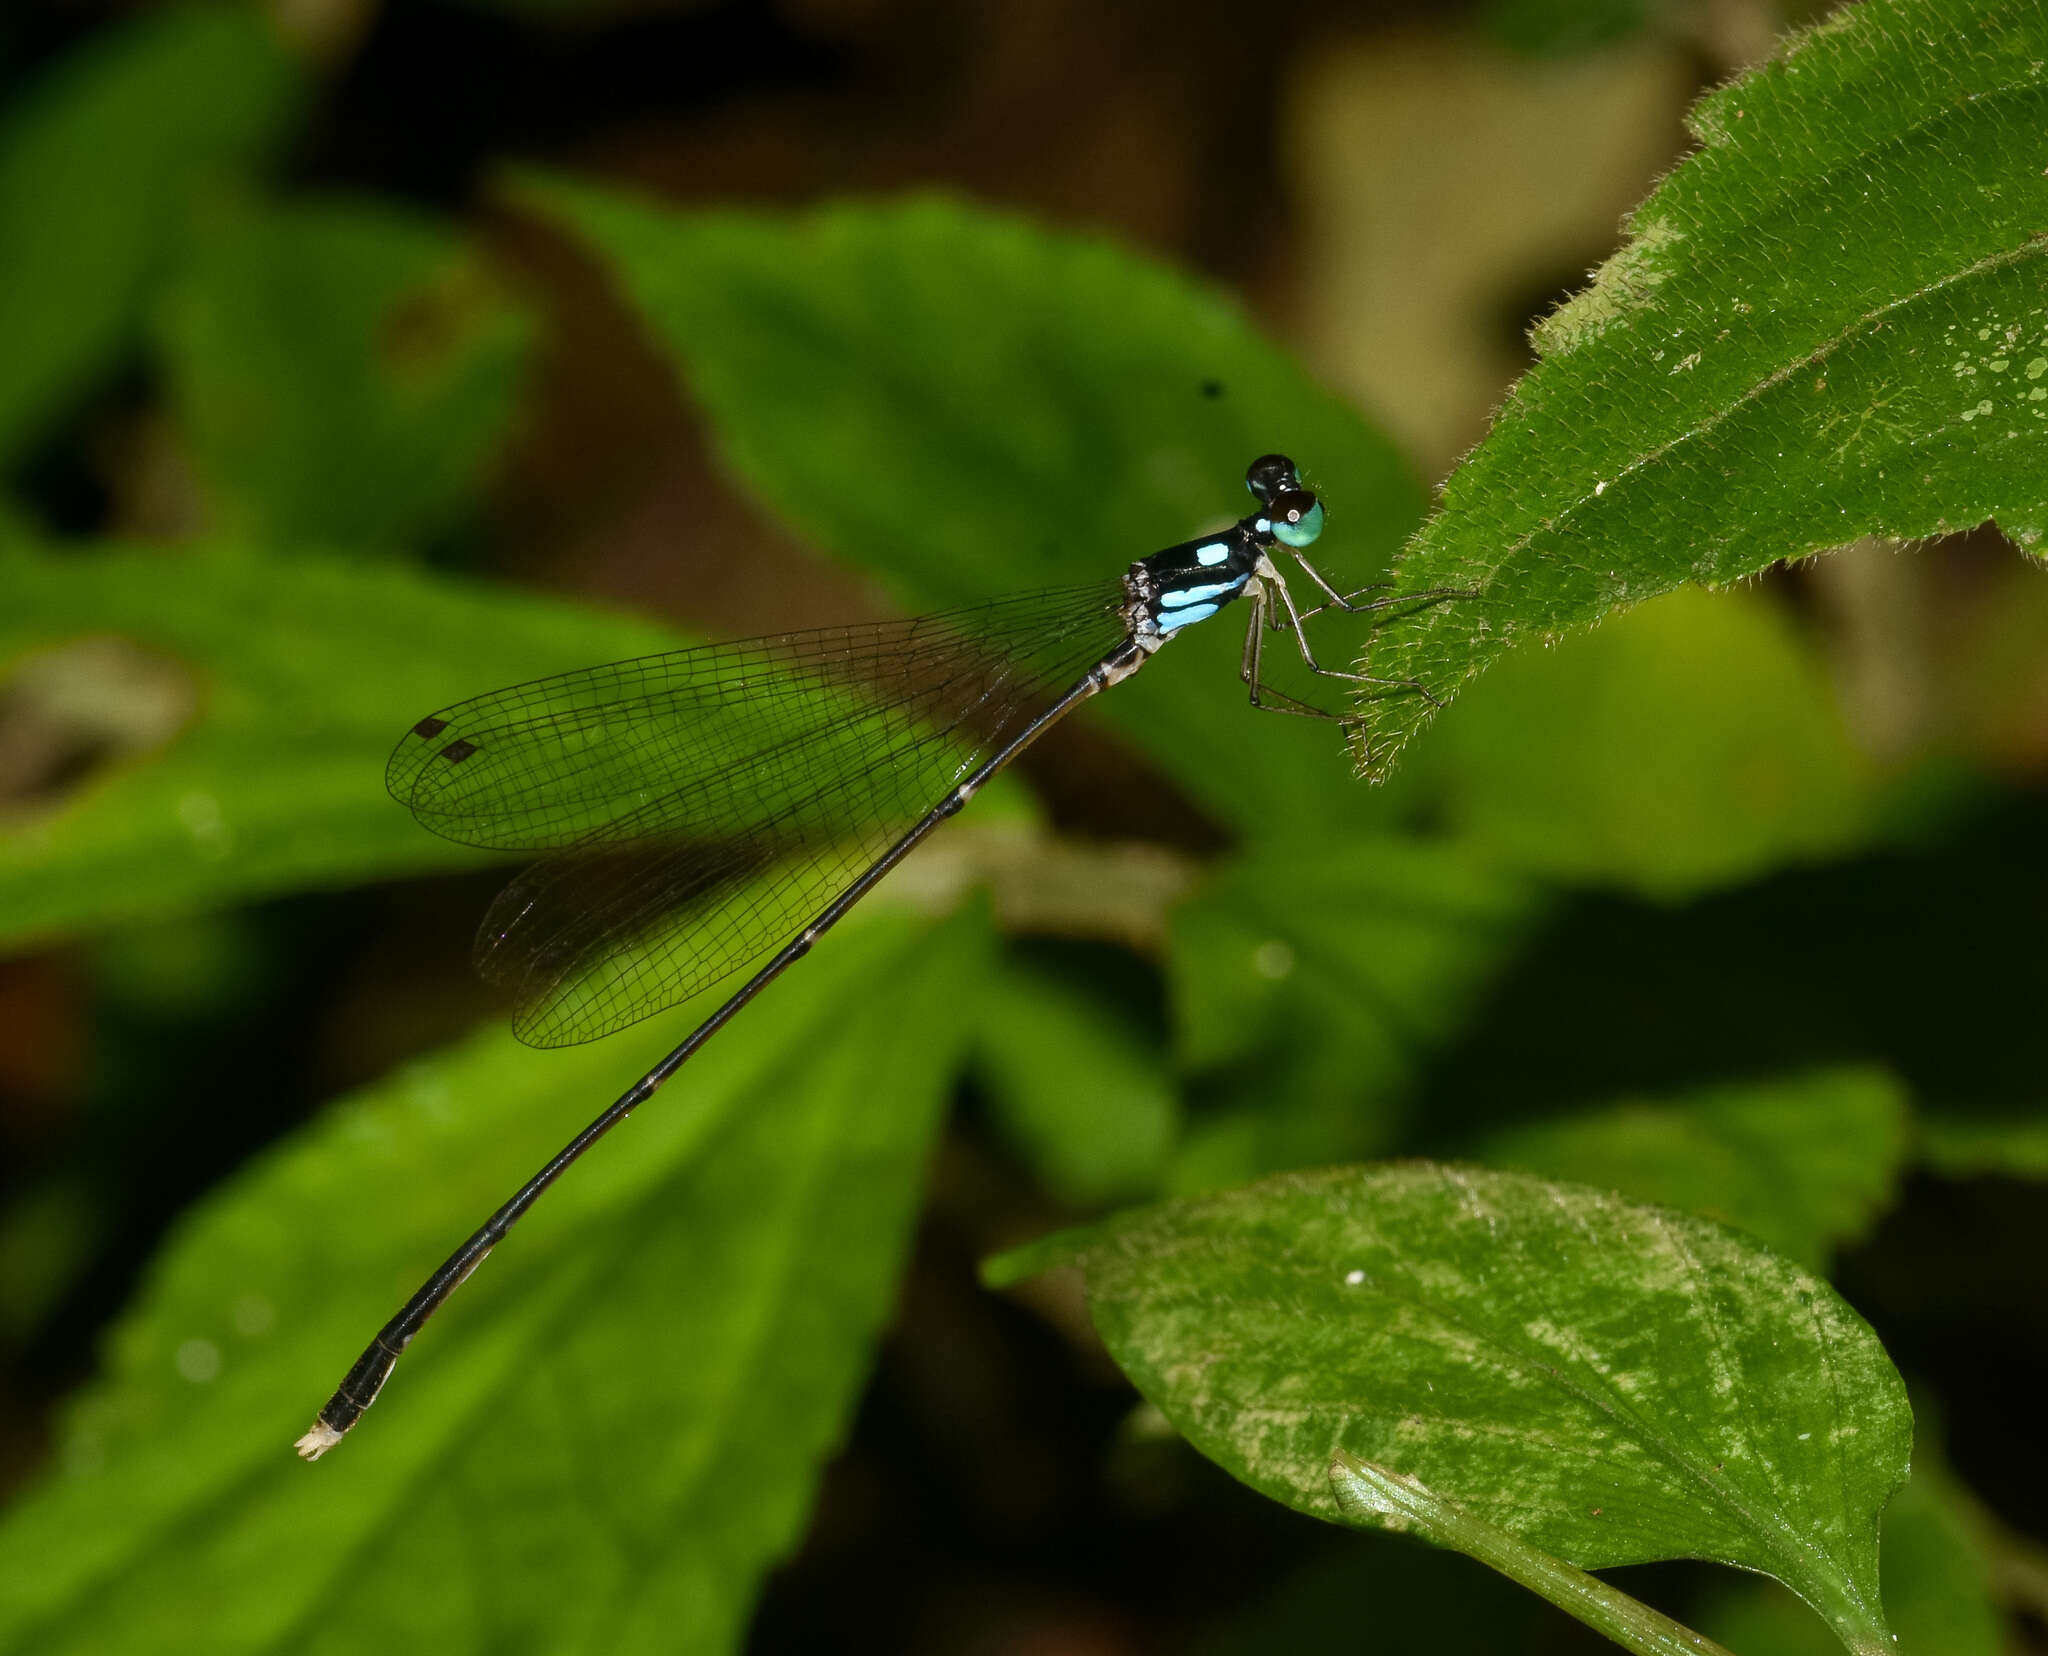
[1238,555,1461,721]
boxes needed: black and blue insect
[1116,450,1368,719]
[297,454,1431,1458]
[1133,453,1325,634]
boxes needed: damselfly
[296,454,1435,1458]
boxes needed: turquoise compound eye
[1271,492,1324,548]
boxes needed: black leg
[1240,586,1353,723]
[1267,566,1445,709]
[1289,551,1476,626]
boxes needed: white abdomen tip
[294,1422,344,1461]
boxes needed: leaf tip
[488,162,591,230]
[979,1223,1099,1290]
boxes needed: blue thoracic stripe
[1195,541,1231,566]
[1156,601,1220,632]
[1161,578,1241,608]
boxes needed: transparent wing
[388,584,1128,1047]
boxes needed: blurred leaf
[1189,1534,1559,1654]
[1871,1446,2009,1656]
[1166,1049,1398,1200]
[1165,838,1546,1183]
[514,174,1429,834]
[1404,586,1875,897]
[0,1175,104,1342]
[0,7,303,467]
[1169,838,1545,1075]
[86,910,271,1022]
[0,904,986,1656]
[1480,0,1655,55]
[0,497,41,549]
[1473,1065,1911,1269]
[998,1164,1911,1653]
[445,0,698,15]
[1360,0,2048,775]
[0,544,685,951]
[1693,1429,2004,1656]
[971,955,1177,1205]
[1916,1108,2048,1180]
[154,198,534,547]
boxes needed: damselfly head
[1243,453,1300,505]
[1243,455,1325,549]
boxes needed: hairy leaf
[1359,0,2048,775]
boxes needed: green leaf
[1473,1065,1911,1270]
[1857,1452,2005,1656]
[971,955,1178,1205]
[1169,838,1545,1076]
[0,543,686,951]
[1916,1108,2048,1181]
[1329,1457,1738,1656]
[0,7,303,467]
[1693,1430,2005,1656]
[1014,1163,1910,1652]
[1164,838,1546,1183]
[153,199,534,547]
[1480,0,1655,56]
[442,0,640,13]
[1401,585,1875,897]
[1359,0,2048,775]
[0,904,987,1656]
[514,174,1429,834]
[0,496,42,550]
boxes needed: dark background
[3,2,2043,1651]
